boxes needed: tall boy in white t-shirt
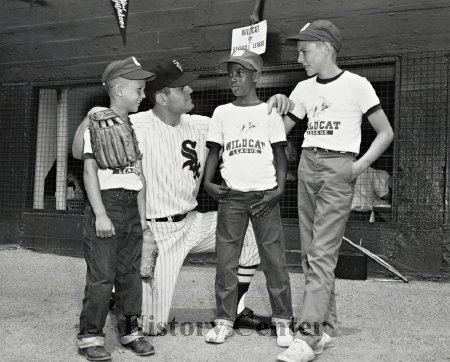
[77,57,155,361]
[277,20,393,362]
[203,50,293,348]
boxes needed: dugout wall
[1,0,449,279]
[0,50,448,280]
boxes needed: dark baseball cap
[146,59,199,94]
[219,50,263,73]
[285,20,342,52]
[101,56,156,85]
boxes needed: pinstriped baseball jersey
[131,111,210,218]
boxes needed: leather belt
[304,147,357,157]
[147,212,188,223]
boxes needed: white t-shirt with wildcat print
[289,70,381,154]
[207,102,287,192]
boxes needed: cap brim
[219,59,258,72]
[168,72,199,87]
[122,69,157,81]
[285,33,320,47]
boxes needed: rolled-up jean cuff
[213,318,234,328]
[77,336,105,349]
[121,330,144,345]
[271,317,292,326]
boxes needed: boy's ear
[323,42,333,55]
[113,83,123,97]
[252,71,261,83]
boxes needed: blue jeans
[78,189,143,345]
[214,189,293,324]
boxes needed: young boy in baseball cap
[77,56,156,361]
[203,50,294,347]
[277,20,393,362]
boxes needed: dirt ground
[0,247,449,362]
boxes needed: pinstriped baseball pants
[140,210,260,335]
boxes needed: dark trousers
[296,150,355,346]
[215,189,293,324]
[78,189,143,342]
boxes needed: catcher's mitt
[88,109,142,170]
[141,227,159,280]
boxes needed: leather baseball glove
[140,227,159,281]
[88,109,142,170]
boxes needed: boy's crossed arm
[203,144,287,217]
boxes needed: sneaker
[313,333,336,355]
[277,339,315,362]
[205,324,233,344]
[276,324,294,348]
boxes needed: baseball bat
[343,236,408,283]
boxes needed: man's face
[296,41,327,76]
[227,62,257,97]
[121,79,146,112]
[166,85,194,114]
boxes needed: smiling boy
[77,57,155,361]
[203,50,294,347]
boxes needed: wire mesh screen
[396,51,449,228]
[0,51,448,229]
[0,83,33,211]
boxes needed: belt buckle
[167,216,173,222]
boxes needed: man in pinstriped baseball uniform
[133,59,296,336]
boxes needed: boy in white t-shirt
[77,57,155,361]
[277,20,393,362]
[203,50,294,347]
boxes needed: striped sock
[237,265,258,314]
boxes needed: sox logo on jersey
[181,140,201,179]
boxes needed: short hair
[149,87,170,108]
[104,77,128,97]
[315,41,338,59]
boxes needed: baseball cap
[285,20,342,52]
[101,56,156,85]
[219,50,263,73]
[146,59,199,94]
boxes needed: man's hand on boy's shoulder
[204,182,230,204]
[250,188,283,217]
[267,94,295,115]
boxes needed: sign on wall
[110,0,129,46]
[231,20,267,55]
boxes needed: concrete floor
[0,248,449,362]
